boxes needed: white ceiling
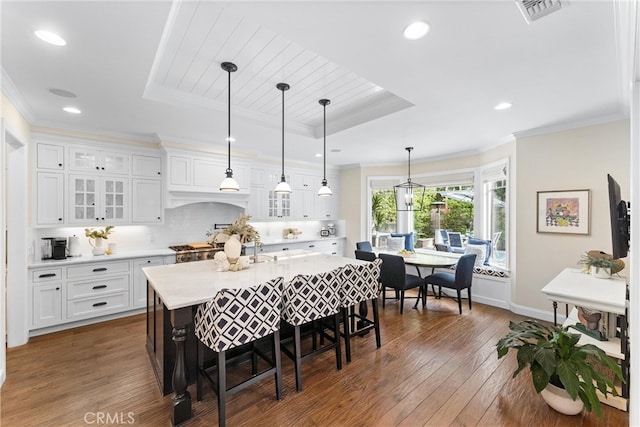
[0,0,628,167]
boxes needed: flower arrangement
[84,225,114,240]
[207,214,261,246]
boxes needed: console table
[541,267,629,410]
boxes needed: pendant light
[274,82,292,194]
[394,147,426,211]
[219,61,240,192]
[317,99,332,196]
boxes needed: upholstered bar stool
[194,277,284,427]
[280,269,342,392]
[338,259,382,362]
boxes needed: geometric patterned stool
[337,258,382,363]
[281,269,342,392]
[194,277,284,427]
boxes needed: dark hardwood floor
[1,293,629,426]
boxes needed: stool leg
[372,299,381,348]
[196,341,204,401]
[217,351,227,427]
[334,313,342,370]
[293,325,303,392]
[342,307,352,363]
[273,330,283,400]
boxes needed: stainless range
[168,244,224,263]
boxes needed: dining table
[376,249,460,308]
[142,249,366,426]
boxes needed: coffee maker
[42,237,67,260]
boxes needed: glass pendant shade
[219,61,239,192]
[318,98,332,196]
[274,82,291,194]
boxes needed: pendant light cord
[406,146,413,184]
[323,102,327,180]
[227,66,232,172]
[281,87,285,179]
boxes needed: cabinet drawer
[67,292,129,319]
[67,261,130,279]
[67,276,129,300]
[32,268,64,283]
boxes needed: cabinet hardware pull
[157,171,161,175]
[38,273,57,278]
[58,218,63,221]
[58,163,63,167]
[308,245,315,248]
[93,267,108,272]
[95,166,100,170]
[56,287,60,291]
[92,302,107,307]
[92,285,107,289]
[282,247,289,251]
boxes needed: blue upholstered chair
[355,250,377,262]
[379,253,424,314]
[424,253,477,314]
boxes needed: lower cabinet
[258,238,345,257]
[29,256,166,332]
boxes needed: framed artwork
[537,189,590,234]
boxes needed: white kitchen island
[143,250,365,426]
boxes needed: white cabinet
[37,143,65,170]
[166,151,249,192]
[268,189,291,219]
[69,175,129,224]
[292,190,314,219]
[36,172,65,225]
[248,185,266,219]
[31,267,64,328]
[258,238,345,257]
[132,154,162,178]
[132,257,164,308]
[132,179,162,223]
[69,147,129,174]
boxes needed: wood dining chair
[194,277,284,427]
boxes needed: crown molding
[512,112,627,140]
[1,68,35,123]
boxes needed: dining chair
[378,253,424,314]
[355,249,376,262]
[424,253,477,314]
[280,269,342,392]
[356,241,373,252]
[337,259,382,362]
[194,277,284,427]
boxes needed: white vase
[90,237,106,256]
[540,383,584,415]
[590,266,611,279]
[224,234,242,264]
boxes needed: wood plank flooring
[1,294,629,426]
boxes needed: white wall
[514,120,630,312]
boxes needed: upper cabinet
[69,147,130,175]
[165,150,250,193]
[32,136,164,227]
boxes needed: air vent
[516,0,564,24]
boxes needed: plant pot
[90,237,106,256]
[224,234,242,264]
[590,266,611,279]
[540,383,584,415]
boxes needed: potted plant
[496,319,623,417]
[577,250,624,278]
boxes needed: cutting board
[187,242,212,249]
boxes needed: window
[369,160,508,269]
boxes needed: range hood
[165,190,249,209]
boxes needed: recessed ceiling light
[35,30,66,46]
[494,102,512,111]
[315,153,322,158]
[49,88,77,98]
[63,106,81,114]
[403,21,430,40]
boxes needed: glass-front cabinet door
[69,175,128,224]
[268,190,291,218]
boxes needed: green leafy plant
[496,320,623,417]
[84,225,114,239]
[577,251,624,274]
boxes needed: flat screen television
[607,174,630,259]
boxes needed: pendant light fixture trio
[219,61,240,192]
[317,98,332,196]
[274,82,292,194]
[394,146,426,211]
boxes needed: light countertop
[29,248,175,268]
[143,251,364,310]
